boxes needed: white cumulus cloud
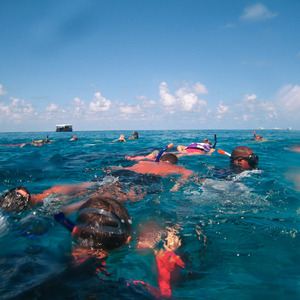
[240,3,278,21]
[89,92,111,112]
[0,97,36,123]
[159,82,177,107]
[46,103,59,112]
[159,82,208,113]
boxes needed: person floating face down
[121,153,196,191]
[0,181,98,214]
[176,138,215,156]
[230,146,259,170]
[56,195,184,298]
[70,196,132,262]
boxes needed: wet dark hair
[231,146,253,160]
[160,153,178,164]
[75,196,132,251]
[202,138,212,146]
[0,186,31,214]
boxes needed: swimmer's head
[160,153,178,164]
[0,186,31,214]
[230,146,258,169]
[202,138,212,146]
[254,135,263,141]
[74,196,132,251]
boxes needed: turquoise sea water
[0,129,299,299]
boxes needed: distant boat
[287,127,292,130]
[273,127,281,130]
[56,124,73,132]
[258,127,264,130]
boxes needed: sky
[0,0,299,132]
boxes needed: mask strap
[77,207,128,235]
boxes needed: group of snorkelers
[0,132,260,297]
[113,131,139,142]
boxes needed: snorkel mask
[231,153,259,168]
[54,207,132,250]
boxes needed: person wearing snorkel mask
[230,146,259,170]
[0,182,99,214]
[68,196,132,263]
[56,196,185,298]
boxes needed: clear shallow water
[0,129,299,299]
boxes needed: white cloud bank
[0,81,299,130]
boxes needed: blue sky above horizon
[0,0,299,132]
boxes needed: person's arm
[154,230,185,298]
[206,148,216,155]
[30,181,97,206]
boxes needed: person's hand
[163,228,181,252]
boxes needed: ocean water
[0,129,299,300]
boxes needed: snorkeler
[113,134,126,143]
[128,131,139,139]
[0,182,97,214]
[218,146,259,170]
[55,198,184,298]
[253,131,276,142]
[70,134,78,141]
[109,153,199,191]
[176,136,216,157]
[125,143,173,162]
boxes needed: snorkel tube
[54,212,75,232]
[212,134,217,149]
[253,131,256,139]
[155,143,173,162]
[218,149,231,157]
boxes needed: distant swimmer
[113,134,126,143]
[41,135,51,144]
[70,134,78,141]
[254,132,263,141]
[128,131,139,139]
[30,139,43,146]
[253,131,276,142]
